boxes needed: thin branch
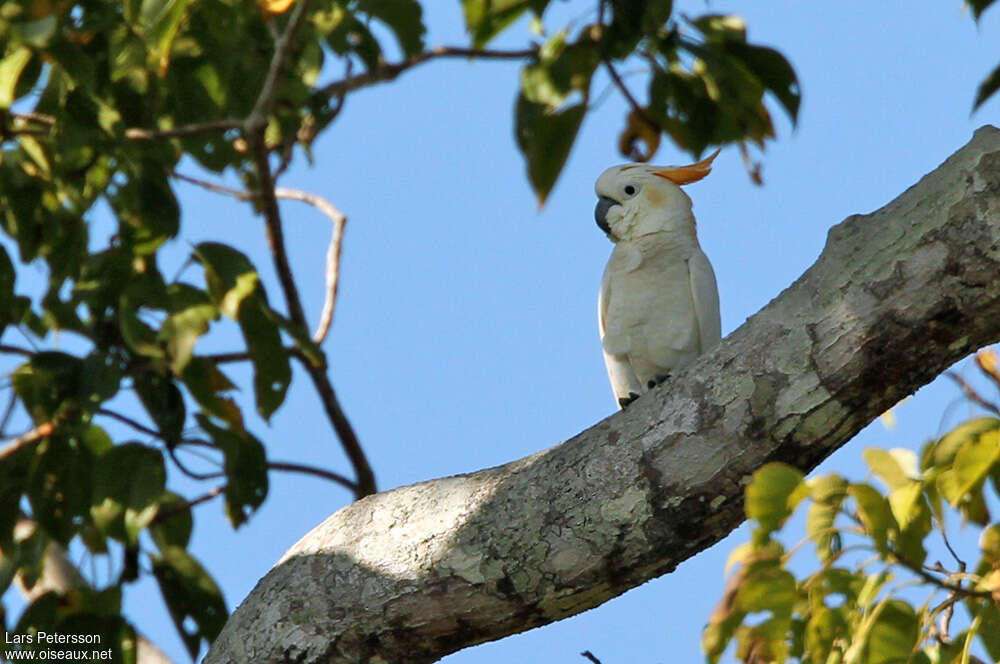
[151,486,226,525]
[0,419,56,460]
[124,120,240,141]
[273,187,346,344]
[269,461,357,492]
[0,343,34,357]
[889,549,992,600]
[203,350,254,364]
[246,0,312,136]
[291,350,375,496]
[945,370,1000,415]
[174,173,348,343]
[97,408,161,438]
[317,45,537,101]
[602,59,659,133]
[11,112,56,126]
[580,651,603,664]
[0,389,16,437]
[168,445,224,481]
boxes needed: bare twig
[246,0,312,136]
[11,112,56,126]
[0,389,16,437]
[580,651,603,664]
[318,45,537,101]
[152,486,226,525]
[602,59,659,133]
[124,120,239,141]
[203,350,254,364]
[945,370,1000,415]
[0,420,56,460]
[889,548,992,600]
[97,408,161,439]
[174,173,348,344]
[292,350,375,496]
[0,343,34,357]
[273,187,346,344]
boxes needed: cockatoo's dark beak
[595,196,618,236]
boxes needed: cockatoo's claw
[619,392,641,409]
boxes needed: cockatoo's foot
[618,392,641,409]
[647,374,672,389]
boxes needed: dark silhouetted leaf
[515,97,586,206]
[197,416,268,527]
[133,372,186,446]
[150,491,194,551]
[462,0,530,49]
[195,242,291,419]
[91,442,167,545]
[153,546,227,660]
[974,60,1000,110]
[358,0,426,56]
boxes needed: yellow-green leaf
[747,463,806,538]
[0,46,32,108]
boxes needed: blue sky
[5,1,1000,663]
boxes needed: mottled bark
[206,126,1000,664]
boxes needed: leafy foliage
[706,350,1000,664]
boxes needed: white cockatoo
[594,150,722,409]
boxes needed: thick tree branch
[206,128,1000,664]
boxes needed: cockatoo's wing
[689,248,721,352]
[599,267,642,406]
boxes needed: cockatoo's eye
[623,184,638,196]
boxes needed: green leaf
[160,284,218,374]
[197,416,268,527]
[133,372,186,446]
[745,462,806,539]
[149,491,194,551]
[722,42,800,125]
[973,60,1000,111]
[805,606,847,661]
[27,434,94,544]
[462,0,530,49]
[980,523,1000,564]
[152,546,227,660]
[181,358,243,429]
[91,442,167,545]
[12,353,83,423]
[867,600,919,664]
[135,0,196,74]
[938,427,1000,505]
[807,474,848,562]
[929,417,1000,468]
[977,603,1000,661]
[849,483,893,555]
[515,97,586,206]
[195,242,291,419]
[318,8,383,70]
[966,0,998,21]
[357,0,426,56]
[0,46,32,109]
[864,448,917,491]
[736,565,797,616]
[113,169,181,252]
[887,481,924,531]
[10,16,58,48]
[80,353,124,409]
